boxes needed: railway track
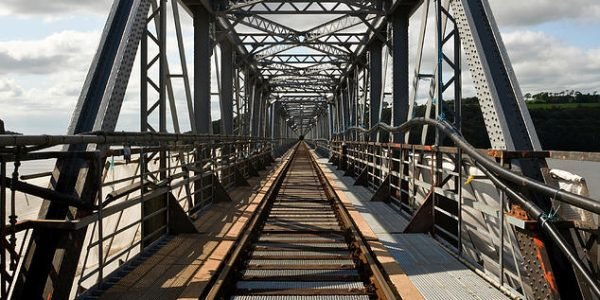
[205,143,398,299]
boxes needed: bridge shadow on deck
[314,155,511,300]
[98,168,273,300]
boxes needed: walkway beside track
[313,152,511,300]
[97,151,292,299]
[94,143,511,299]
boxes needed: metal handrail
[475,160,600,296]
[336,118,600,214]
[0,132,273,148]
[0,136,286,298]
[334,118,600,296]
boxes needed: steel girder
[260,54,347,64]
[224,0,384,15]
[11,0,564,297]
[239,33,364,45]
[207,0,391,130]
[11,1,152,299]
[395,0,581,298]
[451,1,576,298]
[452,0,540,151]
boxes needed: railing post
[96,152,104,284]
[340,143,348,171]
[0,157,6,299]
[457,148,463,257]
[139,146,146,250]
[498,158,505,286]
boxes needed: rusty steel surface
[205,143,399,299]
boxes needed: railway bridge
[1,0,600,299]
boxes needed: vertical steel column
[342,87,350,138]
[159,0,167,134]
[251,82,262,137]
[260,95,268,137]
[193,5,211,208]
[316,117,321,139]
[318,117,322,139]
[282,120,286,140]
[347,71,356,131]
[322,114,326,139]
[141,27,148,132]
[140,0,167,135]
[328,102,334,140]
[263,101,270,138]
[220,40,234,135]
[139,0,168,250]
[336,92,343,135]
[272,101,281,144]
[334,94,340,135]
[454,27,462,132]
[285,124,289,139]
[0,158,5,299]
[244,79,254,136]
[369,40,383,141]
[13,1,151,298]
[317,116,321,139]
[158,0,167,183]
[267,102,272,139]
[392,9,410,142]
[194,5,211,133]
[327,102,337,139]
[257,88,264,137]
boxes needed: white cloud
[1,2,600,135]
[0,0,112,16]
[503,30,600,92]
[0,31,99,75]
[489,0,600,26]
[0,30,103,133]
[0,78,23,97]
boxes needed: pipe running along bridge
[1,0,599,299]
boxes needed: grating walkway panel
[316,157,510,300]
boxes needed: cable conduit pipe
[334,118,600,215]
[474,160,600,297]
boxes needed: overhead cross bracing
[4,0,600,299]
[182,0,396,135]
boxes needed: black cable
[337,118,600,214]
[474,160,600,297]
[335,119,600,295]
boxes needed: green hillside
[379,93,600,152]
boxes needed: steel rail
[309,143,400,299]
[203,143,298,299]
[205,142,400,299]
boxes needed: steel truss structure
[1,0,599,299]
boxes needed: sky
[0,0,599,134]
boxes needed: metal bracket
[168,193,198,233]
[234,167,250,186]
[211,174,233,203]
[370,175,390,202]
[403,192,434,233]
[354,166,369,186]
